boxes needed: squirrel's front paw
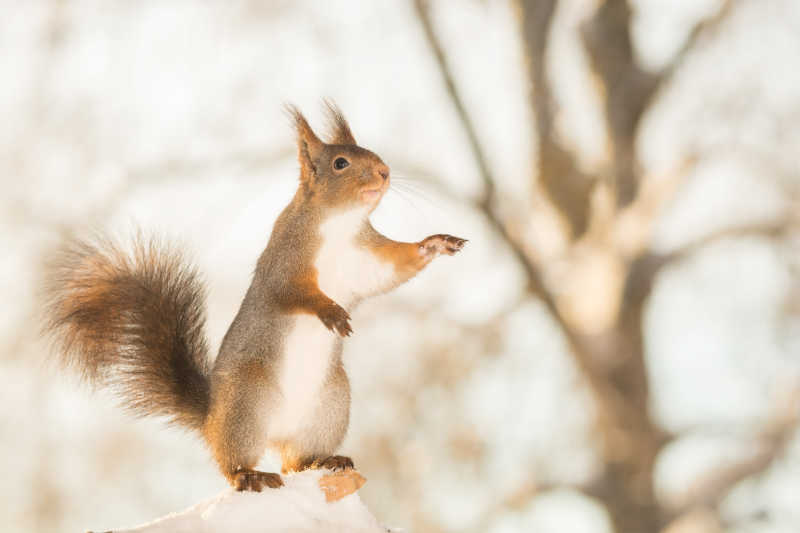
[420,234,467,258]
[317,302,353,337]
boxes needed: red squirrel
[44,102,466,491]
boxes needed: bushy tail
[43,235,211,431]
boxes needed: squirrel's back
[42,235,211,430]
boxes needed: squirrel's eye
[333,157,350,170]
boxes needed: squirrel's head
[287,102,390,214]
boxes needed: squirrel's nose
[376,165,390,182]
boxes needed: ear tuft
[285,104,325,183]
[323,99,357,145]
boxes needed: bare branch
[654,0,735,98]
[413,2,541,299]
[667,217,794,258]
[412,0,496,213]
[661,508,723,533]
[518,0,594,237]
[624,215,796,307]
[610,153,699,260]
[581,0,656,206]
[518,0,558,142]
[413,0,595,384]
[580,0,736,208]
[678,387,799,514]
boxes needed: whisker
[387,184,427,219]
[391,174,435,189]
[394,186,441,224]
[388,183,419,206]
[390,180,440,208]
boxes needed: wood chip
[318,470,366,502]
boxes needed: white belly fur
[268,208,393,442]
[316,208,395,306]
[268,314,335,440]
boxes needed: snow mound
[108,470,392,533]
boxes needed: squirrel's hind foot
[233,469,284,491]
[319,455,355,472]
[304,455,354,472]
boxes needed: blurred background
[2,0,799,532]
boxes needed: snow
[114,470,391,533]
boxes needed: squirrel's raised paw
[317,302,353,337]
[233,469,283,492]
[420,234,468,257]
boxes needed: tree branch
[519,0,595,237]
[677,387,799,516]
[413,0,602,388]
[624,215,796,307]
[653,0,735,98]
[412,0,496,214]
[581,0,656,206]
[580,0,736,208]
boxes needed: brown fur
[43,103,466,491]
[42,236,210,431]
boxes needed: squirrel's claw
[303,454,355,472]
[317,302,352,337]
[420,234,468,257]
[319,455,355,472]
[335,321,353,337]
[233,469,284,492]
[443,236,467,254]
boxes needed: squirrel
[43,102,466,492]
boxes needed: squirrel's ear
[286,104,325,183]
[323,100,357,145]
